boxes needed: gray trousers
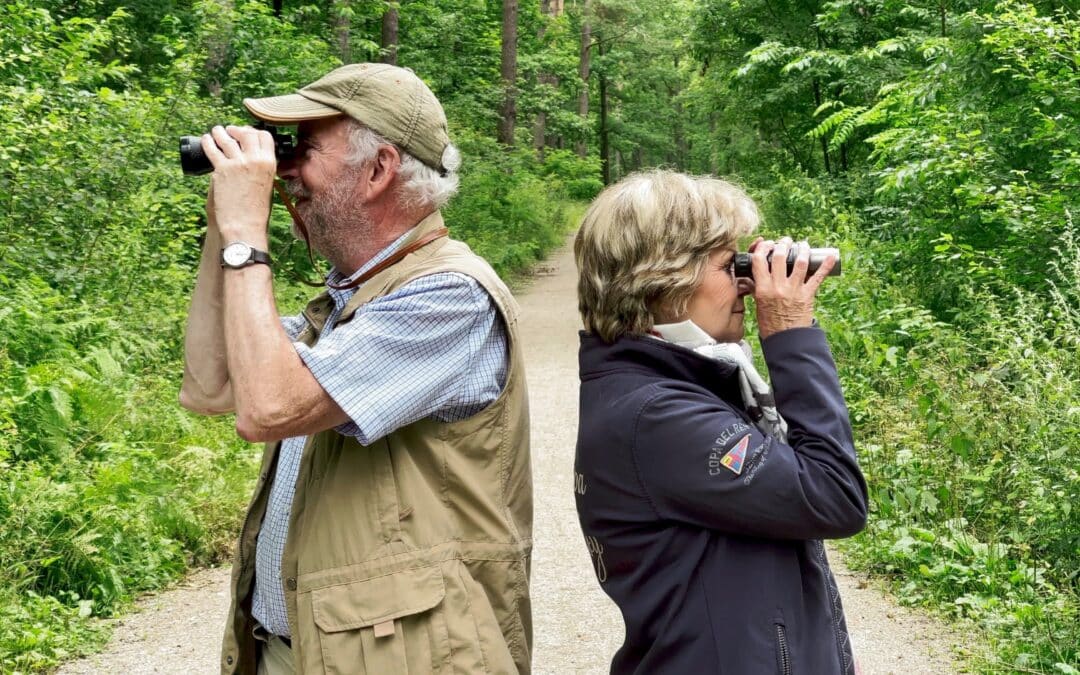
[253,625,295,675]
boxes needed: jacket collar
[579,331,741,393]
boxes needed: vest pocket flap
[311,565,446,633]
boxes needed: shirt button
[226,655,234,666]
[286,577,297,591]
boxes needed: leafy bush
[0,275,257,669]
[446,129,572,277]
[742,155,1080,672]
[815,212,1080,672]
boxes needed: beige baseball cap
[243,63,455,173]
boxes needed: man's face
[277,116,371,250]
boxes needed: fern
[736,41,795,77]
[806,104,885,152]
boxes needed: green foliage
[764,172,1080,672]
[445,129,575,276]
[3,0,1077,669]
[833,278,1080,669]
[0,275,257,670]
[725,137,1080,669]
[0,590,110,673]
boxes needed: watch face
[223,242,252,267]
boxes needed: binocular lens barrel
[178,125,296,176]
[179,136,212,176]
[733,248,841,278]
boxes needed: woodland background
[0,0,1077,672]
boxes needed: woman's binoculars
[733,248,841,278]
[178,124,296,176]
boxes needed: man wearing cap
[179,63,533,675]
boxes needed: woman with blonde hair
[573,169,867,674]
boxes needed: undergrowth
[756,174,1080,674]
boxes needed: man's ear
[364,144,401,201]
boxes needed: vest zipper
[776,623,792,675]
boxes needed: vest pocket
[311,565,450,674]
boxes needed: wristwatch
[220,241,272,269]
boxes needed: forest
[0,0,1077,672]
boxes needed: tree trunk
[598,38,610,184]
[578,0,596,157]
[498,0,518,146]
[578,26,596,156]
[670,90,687,170]
[272,0,281,18]
[333,0,351,63]
[381,5,399,65]
[533,0,562,160]
[812,78,830,174]
[204,0,234,97]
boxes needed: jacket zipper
[776,623,792,675]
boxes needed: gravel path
[59,237,967,674]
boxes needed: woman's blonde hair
[574,169,760,343]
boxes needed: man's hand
[750,236,836,339]
[201,125,276,246]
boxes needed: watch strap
[248,248,272,266]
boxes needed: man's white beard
[286,168,374,271]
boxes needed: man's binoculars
[733,248,841,278]
[178,124,296,176]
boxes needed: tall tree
[576,1,591,157]
[597,35,609,183]
[533,0,563,159]
[333,0,352,63]
[498,0,519,145]
[381,3,399,65]
[203,0,234,97]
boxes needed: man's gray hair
[574,169,760,343]
[345,120,460,210]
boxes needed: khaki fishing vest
[219,213,533,674]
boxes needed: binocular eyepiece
[733,247,841,278]
[178,123,296,176]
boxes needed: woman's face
[685,248,751,343]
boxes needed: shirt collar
[324,227,417,310]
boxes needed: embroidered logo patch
[719,434,751,475]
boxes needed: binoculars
[733,248,841,278]
[178,124,296,176]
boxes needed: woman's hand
[749,236,836,339]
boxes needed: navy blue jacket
[574,326,868,675]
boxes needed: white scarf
[651,320,788,442]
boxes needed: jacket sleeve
[630,326,868,540]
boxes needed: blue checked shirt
[251,228,509,636]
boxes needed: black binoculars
[733,248,841,278]
[178,123,296,176]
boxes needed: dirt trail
[59,237,966,674]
